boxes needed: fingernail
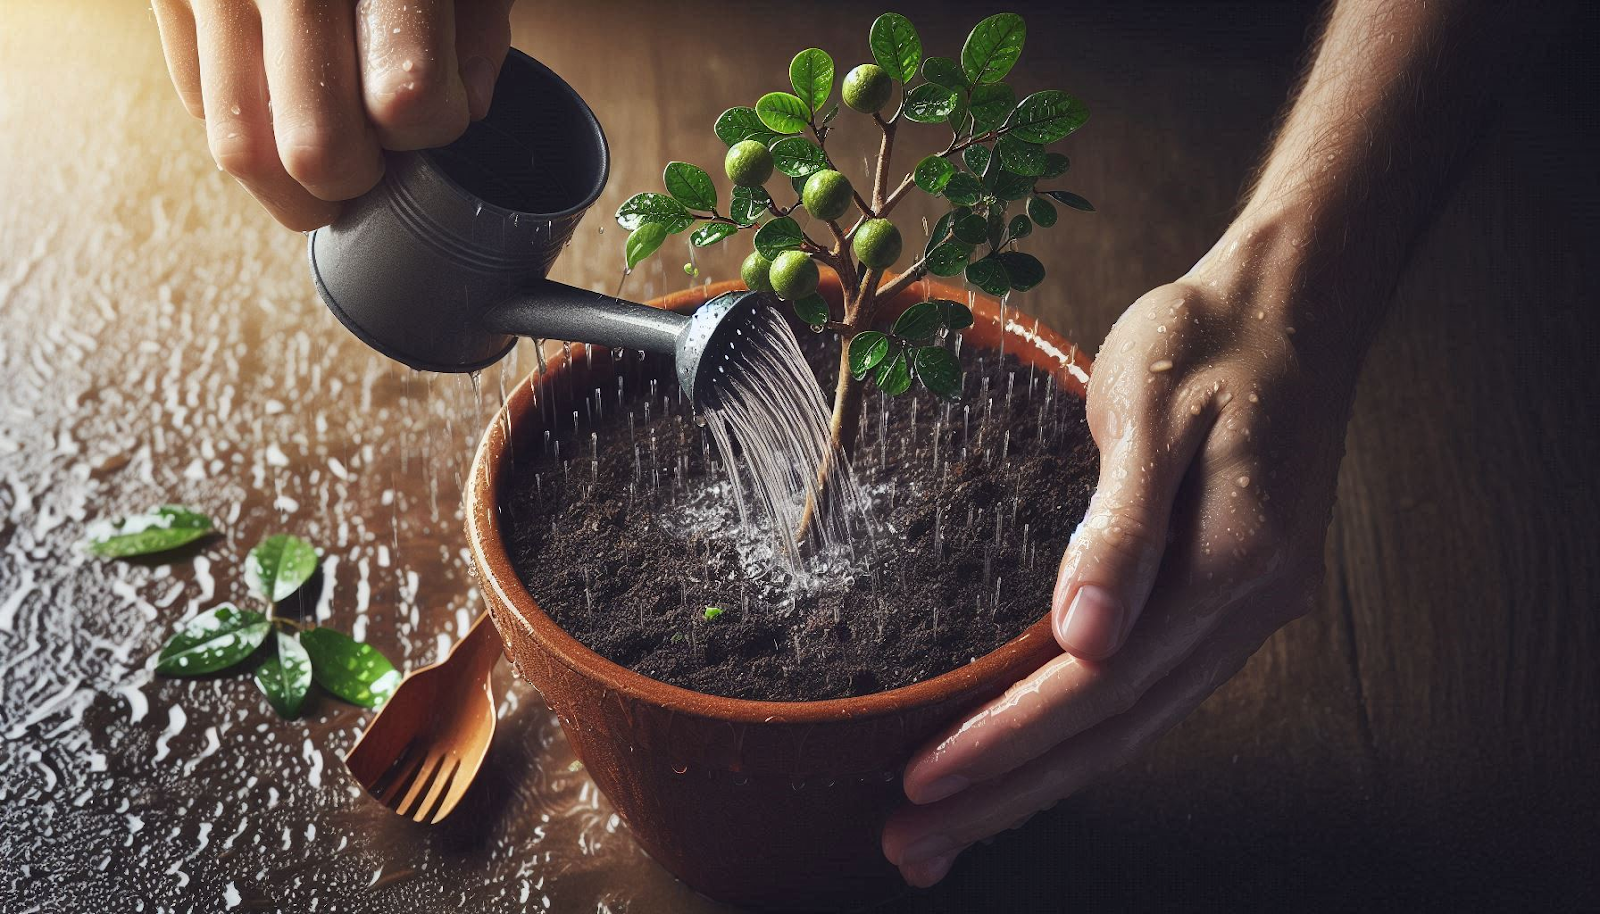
[905,850,960,888]
[1056,584,1124,657]
[916,775,970,804]
[462,57,496,119]
[900,833,958,866]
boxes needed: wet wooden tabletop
[1,1,1595,910]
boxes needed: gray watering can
[307,49,763,405]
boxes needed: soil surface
[502,330,1096,701]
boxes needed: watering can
[307,49,762,405]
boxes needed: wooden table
[2,1,1594,909]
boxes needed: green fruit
[741,250,774,292]
[724,140,774,188]
[852,219,902,269]
[801,170,854,222]
[842,64,894,114]
[768,251,819,301]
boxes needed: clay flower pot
[465,273,1091,910]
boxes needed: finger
[452,0,514,120]
[152,0,204,118]
[259,0,384,201]
[1051,367,1218,660]
[193,1,339,230]
[900,849,963,889]
[355,0,471,150]
[885,608,1286,873]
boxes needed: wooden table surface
[2,1,1594,910]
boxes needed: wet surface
[3,1,1597,910]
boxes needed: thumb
[455,0,515,121]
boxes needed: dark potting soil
[500,330,1097,701]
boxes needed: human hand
[882,224,1367,886]
[152,0,514,230]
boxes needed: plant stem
[871,114,896,210]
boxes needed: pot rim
[466,274,1092,724]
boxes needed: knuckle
[366,65,468,141]
[1088,505,1166,568]
[278,127,380,198]
[208,130,274,181]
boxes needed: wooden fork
[343,610,503,823]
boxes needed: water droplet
[1236,475,1250,488]
[1148,359,1174,373]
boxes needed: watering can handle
[482,279,689,356]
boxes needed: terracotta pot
[465,273,1092,910]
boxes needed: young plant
[616,11,1092,533]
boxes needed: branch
[875,261,930,304]
[826,220,859,297]
[876,127,1005,219]
[871,113,897,210]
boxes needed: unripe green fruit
[852,219,902,269]
[741,250,774,292]
[768,250,820,301]
[725,140,773,187]
[802,170,854,222]
[842,64,894,114]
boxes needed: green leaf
[915,346,962,398]
[154,604,269,676]
[690,222,738,247]
[754,216,804,259]
[869,12,923,83]
[962,13,1027,85]
[663,162,717,211]
[921,56,966,90]
[925,210,957,257]
[86,505,213,558]
[966,256,1011,296]
[299,628,400,708]
[616,192,693,233]
[962,145,990,176]
[626,223,668,268]
[789,48,834,113]
[997,251,1046,291]
[926,240,974,277]
[902,84,958,124]
[943,172,985,206]
[893,301,942,341]
[1008,214,1032,240]
[968,83,1016,134]
[770,136,828,178]
[997,134,1047,176]
[715,106,779,146]
[756,92,810,134]
[875,348,913,396]
[935,298,975,330]
[952,212,988,245]
[1041,189,1096,211]
[703,606,725,622]
[254,630,312,718]
[821,103,840,126]
[995,170,1037,201]
[849,330,892,377]
[946,95,971,136]
[792,292,829,326]
[730,185,771,226]
[912,155,955,194]
[1028,195,1058,227]
[1004,90,1089,145]
[247,534,318,604]
[1040,152,1071,178]
[986,209,1007,249]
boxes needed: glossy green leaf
[968,83,1016,134]
[893,301,942,341]
[875,348,913,395]
[663,162,717,212]
[870,12,923,83]
[921,56,966,90]
[1040,189,1096,211]
[915,346,962,398]
[789,48,834,113]
[1027,195,1058,227]
[625,223,668,269]
[1008,214,1032,241]
[962,145,990,176]
[997,251,1046,291]
[935,298,975,330]
[792,292,829,326]
[952,212,988,245]
[154,604,269,676]
[925,209,957,257]
[715,106,779,146]
[299,628,400,709]
[913,155,955,194]
[247,534,318,604]
[926,240,974,277]
[1004,90,1090,145]
[995,170,1037,201]
[902,84,958,124]
[946,95,971,136]
[943,172,985,206]
[849,330,892,378]
[962,13,1027,85]
[616,193,692,233]
[756,92,810,134]
[771,136,828,178]
[255,630,312,718]
[997,134,1047,176]
[821,103,840,126]
[86,505,213,558]
[966,256,1011,296]
[730,185,771,226]
[987,209,1007,249]
[754,216,804,259]
[1040,152,1071,178]
[690,222,738,247]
